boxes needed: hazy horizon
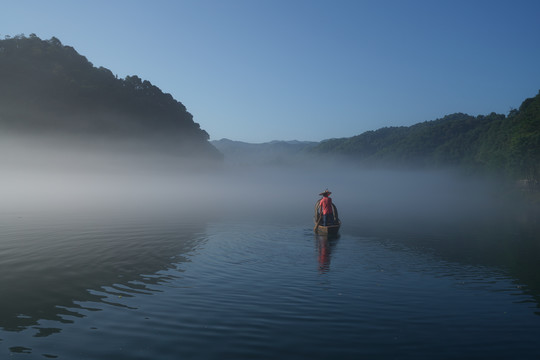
[1,133,518,235]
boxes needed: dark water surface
[1,211,539,359]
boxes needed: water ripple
[1,218,539,359]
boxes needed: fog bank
[0,135,520,234]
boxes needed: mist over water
[1,133,515,225]
[4,133,532,281]
[2,134,540,359]
[4,132,534,279]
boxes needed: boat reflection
[315,234,340,273]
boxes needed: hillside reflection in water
[0,212,206,335]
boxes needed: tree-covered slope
[0,34,221,159]
[310,91,540,181]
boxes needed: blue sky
[2,0,540,143]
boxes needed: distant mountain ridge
[211,138,317,165]
[216,91,539,183]
[0,34,221,160]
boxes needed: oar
[314,214,321,232]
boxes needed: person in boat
[317,189,334,226]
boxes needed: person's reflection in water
[316,235,339,273]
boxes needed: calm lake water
[1,208,539,359]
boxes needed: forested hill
[0,34,221,159]
[309,91,540,182]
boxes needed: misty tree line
[309,93,540,185]
[1,35,538,179]
[0,34,221,158]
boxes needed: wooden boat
[314,201,341,235]
[314,222,341,235]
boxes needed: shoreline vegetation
[1,35,539,200]
[0,34,222,162]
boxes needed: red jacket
[319,196,333,215]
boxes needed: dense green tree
[0,34,221,159]
[309,92,540,181]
